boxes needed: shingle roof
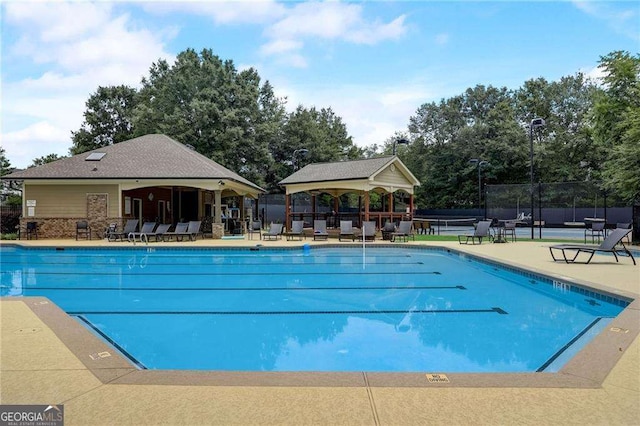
[279,156,396,185]
[3,134,264,192]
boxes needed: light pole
[469,159,489,215]
[529,117,545,239]
[291,149,309,216]
[393,138,409,155]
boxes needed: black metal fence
[485,181,633,227]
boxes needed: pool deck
[1,237,639,425]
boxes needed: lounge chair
[339,220,355,241]
[357,221,377,242]
[127,221,157,242]
[381,221,396,240]
[458,220,492,245]
[616,223,632,243]
[76,220,91,240]
[185,221,203,240]
[549,228,635,265]
[391,220,415,242]
[145,223,172,242]
[111,219,139,241]
[162,222,189,241]
[263,223,283,241]
[313,220,329,241]
[584,221,606,243]
[285,220,306,241]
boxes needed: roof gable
[3,134,263,191]
[279,156,419,186]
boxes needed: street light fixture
[469,158,489,215]
[393,138,409,155]
[292,148,309,171]
[529,117,545,239]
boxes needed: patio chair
[25,221,39,240]
[248,220,262,240]
[381,221,396,240]
[458,220,492,245]
[313,220,329,241]
[391,220,415,242]
[339,221,355,241]
[127,221,157,242]
[262,223,283,241]
[161,222,189,241]
[357,221,377,242]
[584,221,606,243]
[549,228,635,265]
[285,220,306,241]
[75,220,91,240]
[104,222,118,240]
[111,219,139,241]
[502,220,517,242]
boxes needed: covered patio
[279,156,420,231]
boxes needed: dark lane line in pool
[75,315,147,370]
[69,307,507,315]
[24,285,466,291]
[536,317,604,372]
[4,271,444,276]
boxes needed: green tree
[31,154,65,167]
[594,51,640,203]
[133,48,275,187]
[0,147,12,176]
[70,85,137,155]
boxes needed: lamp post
[292,148,309,171]
[469,159,489,215]
[393,138,409,155]
[529,117,545,239]
[291,149,309,217]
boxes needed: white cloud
[572,1,640,41]
[1,2,175,168]
[262,1,407,64]
[274,80,434,148]
[2,122,72,168]
[142,0,287,25]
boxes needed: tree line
[2,49,638,207]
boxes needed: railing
[286,211,411,229]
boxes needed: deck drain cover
[14,327,42,334]
[426,373,450,383]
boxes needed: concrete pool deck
[1,237,638,425]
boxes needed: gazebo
[279,156,420,231]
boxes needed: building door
[133,198,143,225]
[158,200,166,223]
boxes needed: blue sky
[2,1,638,168]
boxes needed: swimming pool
[0,245,629,373]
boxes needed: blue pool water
[0,245,628,373]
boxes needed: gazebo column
[285,193,291,231]
[409,194,414,219]
[388,192,393,222]
[311,194,316,225]
[364,191,370,222]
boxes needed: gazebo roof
[279,156,420,196]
